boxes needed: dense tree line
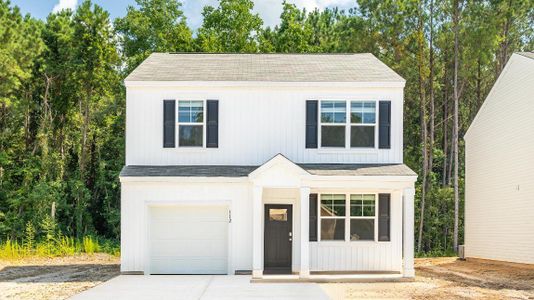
[0,0,532,254]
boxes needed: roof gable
[125,53,405,83]
[465,53,534,139]
[248,154,309,187]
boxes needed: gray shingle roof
[120,165,257,177]
[299,164,417,176]
[120,164,416,177]
[125,53,405,83]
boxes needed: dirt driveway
[0,254,119,300]
[322,257,534,299]
[1,256,534,299]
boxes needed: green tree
[70,0,120,238]
[197,0,263,52]
[272,1,313,53]
[114,0,193,71]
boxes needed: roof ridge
[160,52,373,56]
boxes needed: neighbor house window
[320,194,346,240]
[350,102,376,148]
[320,100,377,148]
[350,194,376,241]
[320,101,346,147]
[178,100,204,147]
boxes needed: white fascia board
[120,174,416,184]
[124,80,406,89]
[305,177,417,190]
[305,175,417,183]
[119,176,248,183]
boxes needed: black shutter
[379,101,391,149]
[309,193,318,241]
[163,100,175,148]
[305,100,318,148]
[206,100,219,148]
[378,193,391,241]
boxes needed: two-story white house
[119,53,417,280]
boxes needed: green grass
[0,236,120,259]
[416,248,458,258]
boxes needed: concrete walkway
[71,275,330,300]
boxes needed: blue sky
[11,0,356,29]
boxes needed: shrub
[0,235,119,259]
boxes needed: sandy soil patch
[321,257,534,299]
[0,254,119,300]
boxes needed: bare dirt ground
[322,257,534,299]
[1,256,533,299]
[0,254,119,300]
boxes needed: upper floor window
[319,100,377,148]
[178,100,204,147]
[320,101,346,147]
[350,101,376,148]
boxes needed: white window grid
[177,100,206,148]
[318,100,379,149]
[318,192,379,242]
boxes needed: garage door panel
[151,258,227,275]
[150,221,227,240]
[149,205,228,275]
[150,239,227,257]
[152,206,227,221]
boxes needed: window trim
[177,99,206,148]
[317,192,381,243]
[318,100,378,150]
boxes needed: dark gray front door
[264,204,292,274]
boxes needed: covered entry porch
[249,154,417,280]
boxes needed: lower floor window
[350,219,374,241]
[321,219,345,240]
[319,193,377,241]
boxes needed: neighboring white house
[119,53,417,280]
[465,52,534,264]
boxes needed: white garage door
[149,205,228,274]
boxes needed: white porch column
[403,187,416,278]
[299,187,311,278]
[252,185,263,278]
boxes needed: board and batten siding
[121,180,407,274]
[465,54,534,264]
[125,84,404,165]
[120,180,252,273]
[310,190,403,272]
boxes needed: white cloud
[182,0,356,30]
[52,0,78,13]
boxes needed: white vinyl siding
[120,180,410,274]
[125,85,403,165]
[465,54,534,264]
[310,190,403,272]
